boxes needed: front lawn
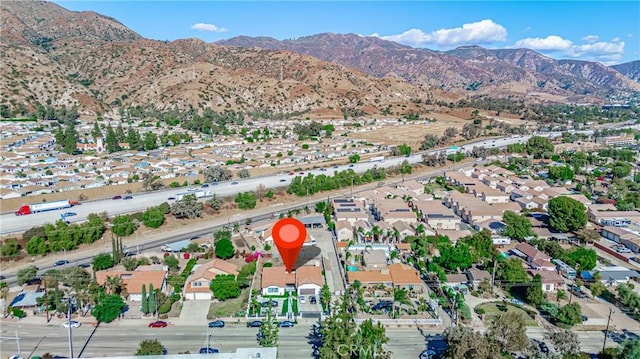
[475,302,538,327]
[208,288,249,318]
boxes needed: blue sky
[55,1,639,65]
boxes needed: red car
[149,320,168,328]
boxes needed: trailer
[15,199,79,216]
[369,156,385,162]
[175,190,212,201]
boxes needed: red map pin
[272,218,307,273]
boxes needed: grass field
[208,288,250,318]
[476,302,538,327]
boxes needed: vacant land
[208,288,250,318]
[476,301,538,327]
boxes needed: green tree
[92,294,125,323]
[556,302,582,326]
[548,196,587,232]
[62,122,79,155]
[0,239,21,257]
[563,246,597,271]
[488,311,528,353]
[526,274,545,305]
[589,272,606,297]
[127,127,142,151]
[259,308,279,347]
[444,326,500,359]
[143,132,158,151]
[163,255,179,272]
[141,284,148,315]
[93,253,114,271]
[349,154,360,163]
[435,242,472,271]
[548,165,574,182]
[17,265,38,285]
[215,238,234,259]
[210,274,240,300]
[496,258,529,288]
[611,161,631,179]
[544,329,581,358]
[526,136,554,159]
[170,194,203,219]
[112,215,137,237]
[136,339,164,356]
[91,121,103,140]
[502,211,534,241]
[142,207,165,228]
[320,284,332,311]
[148,284,156,315]
[105,125,120,153]
[237,169,250,178]
[617,339,640,359]
[235,192,257,210]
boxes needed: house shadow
[293,245,322,270]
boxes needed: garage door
[299,288,316,295]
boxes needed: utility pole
[602,308,614,352]
[44,278,49,323]
[491,258,498,293]
[67,296,73,359]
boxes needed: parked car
[208,320,225,328]
[199,348,219,354]
[62,212,77,217]
[112,195,122,200]
[231,181,239,185]
[60,321,81,328]
[348,164,354,168]
[310,296,317,304]
[148,320,168,328]
[246,320,263,328]
[279,179,287,182]
[53,260,69,267]
[123,195,133,200]
[278,321,295,328]
[201,184,209,188]
[167,196,176,201]
[261,300,278,307]
[77,263,91,268]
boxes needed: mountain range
[1,1,638,118]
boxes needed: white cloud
[582,35,599,43]
[515,35,572,51]
[373,19,507,48]
[514,35,625,63]
[191,23,228,33]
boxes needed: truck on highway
[175,190,212,201]
[369,156,385,162]
[15,199,79,216]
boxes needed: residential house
[336,221,354,242]
[388,263,423,292]
[261,267,297,296]
[529,270,564,292]
[95,266,167,301]
[295,266,324,296]
[184,260,239,300]
[347,270,393,288]
[513,243,554,270]
[466,267,492,290]
[393,221,414,240]
[396,180,425,196]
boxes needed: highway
[0,321,619,358]
[0,135,536,235]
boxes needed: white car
[61,321,81,328]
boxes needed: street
[0,320,621,358]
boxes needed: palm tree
[415,223,425,236]
[0,285,9,315]
[249,289,261,317]
[393,288,411,318]
[372,226,381,242]
[104,275,123,295]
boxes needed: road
[0,320,620,358]
[1,134,539,235]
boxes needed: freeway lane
[0,321,620,358]
[0,158,477,285]
[0,135,536,235]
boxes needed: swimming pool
[347,265,359,272]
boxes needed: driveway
[177,300,210,326]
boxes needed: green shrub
[475,308,485,315]
[12,307,26,318]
